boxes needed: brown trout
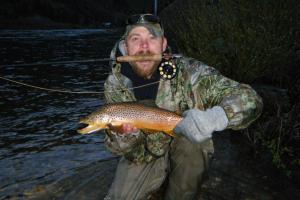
[77,102,182,137]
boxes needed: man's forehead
[127,26,153,36]
[125,24,163,39]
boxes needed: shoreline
[0,17,120,30]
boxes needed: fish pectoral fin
[107,123,124,133]
[77,124,102,134]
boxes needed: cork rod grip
[116,54,162,62]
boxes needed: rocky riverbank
[21,131,299,200]
[198,131,299,200]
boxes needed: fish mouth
[77,123,101,134]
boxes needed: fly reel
[158,59,177,80]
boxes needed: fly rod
[2,54,163,68]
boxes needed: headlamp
[126,14,161,27]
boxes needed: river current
[0,29,121,199]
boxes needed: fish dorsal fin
[138,99,157,108]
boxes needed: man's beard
[129,52,160,79]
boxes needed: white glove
[173,106,228,143]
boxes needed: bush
[161,0,300,179]
[161,0,299,84]
[245,87,299,179]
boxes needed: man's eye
[149,35,156,40]
[130,37,139,41]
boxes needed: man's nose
[140,40,149,49]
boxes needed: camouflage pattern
[104,43,263,164]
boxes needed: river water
[0,29,122,199]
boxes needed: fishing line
[0,54,179,94]
[0,75,161,95]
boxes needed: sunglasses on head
[126,14,161,25]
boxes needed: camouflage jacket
[104,46,263,164]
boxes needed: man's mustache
[135,51,154,56]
